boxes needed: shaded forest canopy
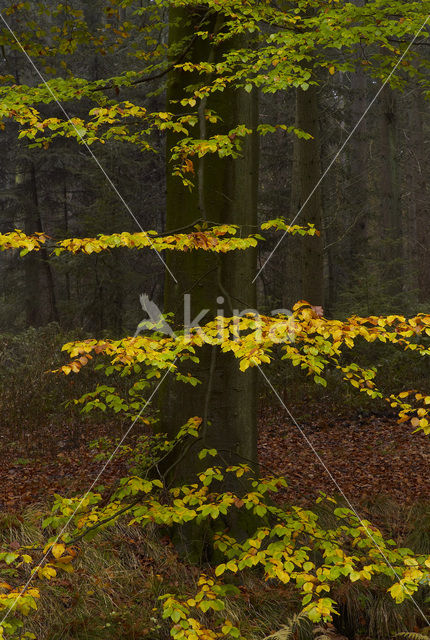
[0,1,429,330]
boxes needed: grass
[0,496,430,640]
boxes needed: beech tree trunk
[160,7,259,483]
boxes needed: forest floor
[0,400,428,512]
[259,403,430,506]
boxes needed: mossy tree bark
[160,7,259,485]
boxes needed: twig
[89,10,213,93]
[388,37,430,47]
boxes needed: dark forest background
[0,1,428,337]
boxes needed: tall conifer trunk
[379,86,402,299]
[284,84,324,308]
[17,160,58,326]
[406,90,429,305]
[348,61,368,285]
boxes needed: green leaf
[314,375,327,387]
[389,583,406,603]
[171,609,181,623]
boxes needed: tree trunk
[348,60,368,285]
[16,160,58,326]
[379,86,402,301]
[63,177,71,306]
[284,84,324,308]
[17,161,41,327]
[160,7,259,484]
[405,89,429,306]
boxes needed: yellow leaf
[389,583,405,603]
[329,65,335,75]
[52,543,65,559]
[55,555,73,564]
[239,359,250,372]
[38,565,56,580]
[59,563,74,573]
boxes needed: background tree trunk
[379,86,402,300]
[16,159,58,326]
[348,61,368,287]
[284,84,324,309]
[405,89,430,305]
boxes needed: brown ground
[259,405,430,505]
[0,404,428,511]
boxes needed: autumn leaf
[52,543,65,559]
